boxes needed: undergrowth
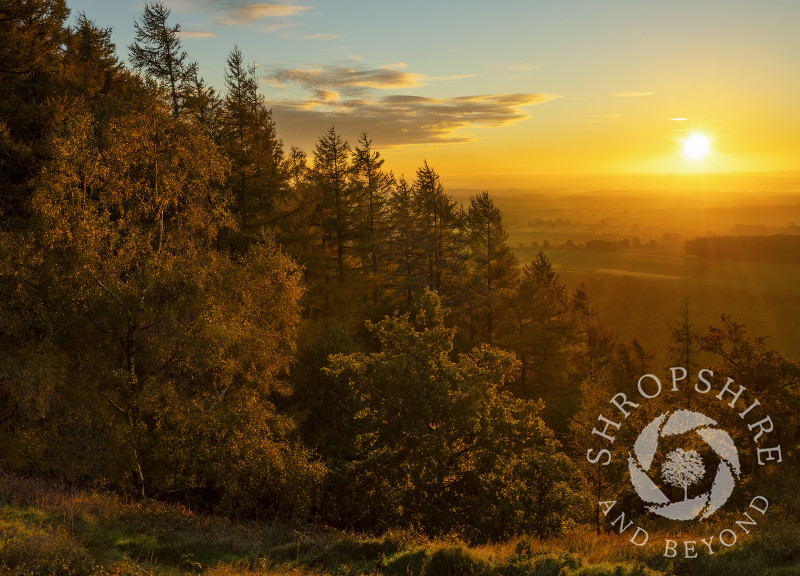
[1,470,797,575]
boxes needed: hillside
[2,470,800,576]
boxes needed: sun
[683,133,711,160]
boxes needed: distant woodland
[2,0,800,545]
[686,235,800,263]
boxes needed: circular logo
[627,409,741,520]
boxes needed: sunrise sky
[69,0,800,187]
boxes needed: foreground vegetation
[3,470,800,576]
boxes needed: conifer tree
[352,132,393,304]
[312,126,353,280]
[667,298,699,371]
[412,162,464,300]
[0,0,70,221]
[128,2,189,118]
[385,177,426,306]
[465,191,519,343]
[64,13,123,103]
[221,47,285,228]
[510,251,573,396]
[182,62,222,133]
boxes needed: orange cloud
[214,3,309,26]
[303,33,340,40]
[178,30,216,38]
[271,66,426,91]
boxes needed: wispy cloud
[178,29,217,38]
[611,90,655,98]
[271,92,558,147]
[303,33,340,41]
[312,89,340,103]
[269,65,479,95]
[213,3,309,26]
[267,63,557,147]
[429,73,479,82]
[509,63,539,71]
[270,66,427,92]
[671,117,688,121]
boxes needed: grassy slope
[2,471,799,576]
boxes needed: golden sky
[71,0,800,184]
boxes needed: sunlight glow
[683,133,711,160]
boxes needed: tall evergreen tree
[412,161,463,300]
[222,46,257,226]
[312,126,353,281]
[0,0,70,222]
[182,61,222,133]
[63,13,123,104]
[128,2,188,118]
[666,298,700,407]
[385,176,426,306]
[352,132,393,304]
[465,191,519,343]
[276,146,328,313]
[667,298,699,370]
[249,99,286,222]
[221,46,285,229]
[509,251,573,398]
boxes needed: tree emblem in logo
[628,410,741,520]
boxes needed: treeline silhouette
[1,0,799,543]
[686,234,800,263]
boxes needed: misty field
[493,188,800,360]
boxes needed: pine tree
[0,0,70,222]
[64,13,123,102]
[412,161,464,300]
[510,251,573,397]
[222,46,257,225]
[312,126,353,280]
[352,132,393,304]
[128,2,189,118]
[385,176,426,306]
[221,47,285,229]
[249,99,286,222]
[667,298,699,407]
[276,146,327,313]
[465,191,519,343]
[667,297,699,371]
[630,338,655,374]
[182,61,222,133]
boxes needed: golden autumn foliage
[13,101,322,512]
